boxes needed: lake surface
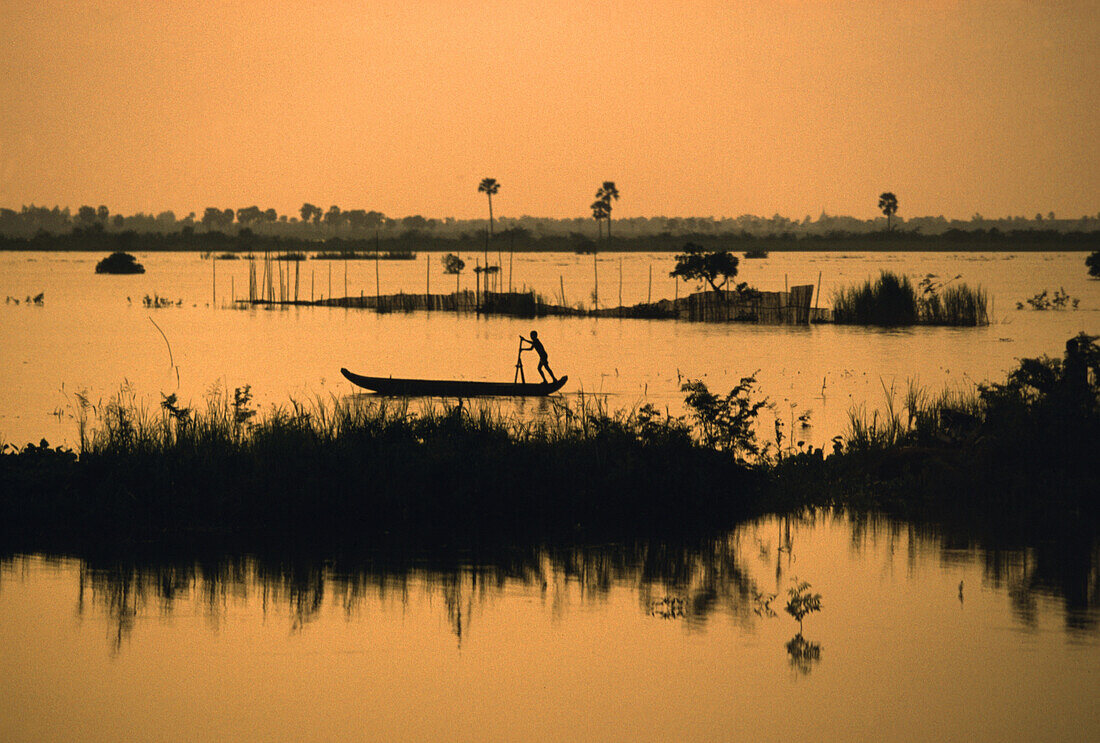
[2,511,1098,742]
[2,249,1099,740]
[1,250,1096,449]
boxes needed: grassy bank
[773,333,1100,524]
[2,337,1097,549]
[0,389,764,544]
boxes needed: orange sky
[0,0,1097,221]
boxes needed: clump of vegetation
[832,271,988,326]
[832,271,918,325]
[142,294,181,308]
[785,578,822,634]
[681,374,772,464]
[312,251,415,260]
[917,274,989,326]
[442,253,465,274]
[743,246,768,259]
[805,333,1100,518]
[1087,251,1100,278]
[95,251,144,274]
[1017,288,1079,310]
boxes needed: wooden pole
[560,275,565,306]
[618,258,623,309]
[311,268,314,303]
[231,275,234,303]
[426,253,430,297]
[328,262,332,301]
[593,253,598,310]
[375,252,381,304]
[212,256,216,306]
[344,254,348,298]
[509,229,514,292]
[648,264,652,304]
[813,270,822,320]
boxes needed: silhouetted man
[520,330,557,383]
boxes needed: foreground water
[1,250,1096,449]
[1,511,1097,742]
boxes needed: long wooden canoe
[340,368,568,396]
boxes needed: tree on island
[879,192,898,231]
[1087,251,1100,278]
[95,251,145,274]
[670,243,740,298]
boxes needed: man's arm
[518,335,531,350]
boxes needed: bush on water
[94,251,145,274]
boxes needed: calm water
[2,512,1098,742]
[2,250,1099,740]
[1,250,1096,449]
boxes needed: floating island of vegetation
[94,251,144,274]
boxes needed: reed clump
[831,271,988,326]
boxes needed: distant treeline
[3,203,1100,245]
[1,223,1098,254]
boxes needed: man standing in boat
[520,330,557,383]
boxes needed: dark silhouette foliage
[94,251,145,274]
[1087,250,1100,277]
[670,243,740,294]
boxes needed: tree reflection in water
[7,509,1096,655]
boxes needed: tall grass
[3,386,762,541]
[831,271,988,326]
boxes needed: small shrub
[784,578,822,634]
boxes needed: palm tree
[878,192,898,231]
[478,178,500,285]
[596,181,619,247]
[590,199,609,309]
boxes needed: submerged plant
[1017,288,1079,311]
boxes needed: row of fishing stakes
[214,252,691,311]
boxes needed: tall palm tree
[590,199,609,309]
[595,181,619,248]
[478,178,500,284]
[878,192,898,231]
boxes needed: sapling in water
[785,578,822,634]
